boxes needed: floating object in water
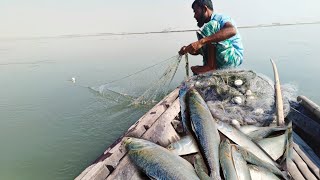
[233,96,242,105]
[234,79,243,87]
[71,77,76,83]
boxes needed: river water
[0,24,319,179]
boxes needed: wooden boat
[76,88,320,180]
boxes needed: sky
[1,0,320,38]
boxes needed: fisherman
[179,0,244,75]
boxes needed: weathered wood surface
[107,99,181,180]
[76,88,179,180]
[287,158,306,180]
[293,133,320,179]
[298,96,320,123]
[292,149,317,180]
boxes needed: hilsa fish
[188,88,221,179]
[167,135,199,156]
[123,137,200,180]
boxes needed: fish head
[188,88,207,107]
[123,137,151,151]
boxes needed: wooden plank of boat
[298,96,320,123]
[76,88,179,180]
[107,98,181,179]
[293,133,320,179]
[292,149,317,180]
[287,109,320,146]
[287,158,306,180]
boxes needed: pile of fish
[123,68,294,179]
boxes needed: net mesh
[89,55,183,105]
[181,69,297,126]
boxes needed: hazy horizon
[1,0,320,38]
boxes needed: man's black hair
[192,0,213,10]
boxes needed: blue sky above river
[1,0,320,38]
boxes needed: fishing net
[181,69,297,126]
[89,55,184,105]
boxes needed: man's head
[192,0,213,27]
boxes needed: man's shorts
[197,20,243,69]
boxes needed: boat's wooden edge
[107,98,181,179]
[75,88,180,180]
[297,96,320,123]
[287,109,320,145]
[290,133,320,179]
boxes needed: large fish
[231,145,252,180]
[257,134,286,161]
[248,165,280,180]
[179,84,191,132]
[217,121,277,168]
[247,127,286,141]
[124,137,200,180]
[239,125,261,134]
[166,135,199,155]
[235,145,287,180]
[188,88,221,179]
[219,139,238,180]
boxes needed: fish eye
[167,145,174,150]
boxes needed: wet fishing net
[181,69,297,126]
[89,55,184,105]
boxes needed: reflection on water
[0,24,320,180]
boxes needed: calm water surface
[0,24,320,179]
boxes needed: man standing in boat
[179,0,244,74]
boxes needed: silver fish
[124,137,200,180]
[179,84,191,133]
[220,139,238,180]
[217,121,277,168]
[188,88,221,179]
[248,165,280,180]
[194,154,210,180]
[235,146,287,180]
[167,135,199,155]
[247,127,286,141]
[257,134,286,161]
[231,145,252,180]
[239,125,261,134]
